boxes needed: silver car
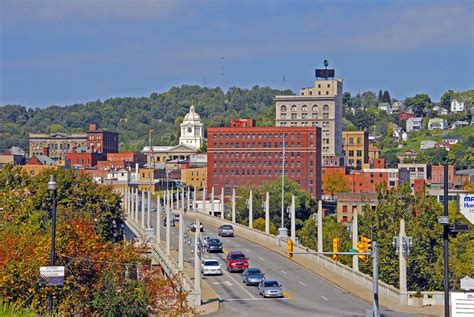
[258,280,283,298]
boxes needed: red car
[226,251,249,272]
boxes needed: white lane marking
[211,281,233,286]
[225,298,288,301]
[299,281,306,286]
[321,295,329,301]
[281,270,287,274]
[220,264,255,299]
[245,249,251,253]
[259,257,265,261]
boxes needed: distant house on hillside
[406,117,423,132]
[399,111,416,121]
[442,136,460,145]
[434,141,453,151]
[451,99,466,112]
[428,118,448,130]
[420,140,437,152]
[378,102,392,113]
[450,121,469,129]
[391,101,404,112]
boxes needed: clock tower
[179,104,204,150]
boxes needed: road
[151,210,416,317]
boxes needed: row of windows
[212,141,317,148]
[282,112,330,120]
[343,137,363,145]
[343,150,363,157]
[212,169,314,179]
[212,151,312,159]
[212,132,315,140]
[280,104,330,112]
[213,161,311,168]
[32,142,85,150]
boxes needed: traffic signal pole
[292,243,379,317]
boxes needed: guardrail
[125,216,196,305]
[187,211,439,307]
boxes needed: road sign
[460,276,474,290]
[451,292,474,316]
[437,216,449,225]
[40,266,65,286]
[459,193,474,225]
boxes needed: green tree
[404,94,432,117]
[252,217,278,235]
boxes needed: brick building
[342,130,368,169]
[207,119,322,199]
[87,124,119,154]
[106,152,147,167]
[66,152,105,168]
[29,132,87,160]
[430,165,455,187]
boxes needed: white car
[201,259,222,276]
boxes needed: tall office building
[275,70,343,165]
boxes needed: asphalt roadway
[153,211,417,317]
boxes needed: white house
[107,168,130,182]
[378,102,392,113]
[420,140,437,151]
[428,118,448,130]
[391,101,404,112]
[451,99,466,112]
[442,137,460,145]
[451,120,469,129]
[406,117,423,132]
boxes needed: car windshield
[230,254,245,260]
[204,261,219,266]
[264,281,279,287]
[222,225,233,229]
[209,239,221,244]
[247,268,261,274]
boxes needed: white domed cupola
[179,104,204,149]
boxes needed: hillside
[0,85,293,153]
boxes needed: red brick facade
[430,165,455,187]
[66,152,105,168]
[106,152,147,166]
[87,124,119,154]
[207,125,322,199]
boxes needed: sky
[1,0,473,108]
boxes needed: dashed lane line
[321,295,329,301]
[221,265,256,299]
[281,270,287,274]
[299,281,307,287]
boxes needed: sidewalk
[168,241,220,315]
[191,213,444,317]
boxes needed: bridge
[117,186,442,316]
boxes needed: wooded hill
[0,85,293,153]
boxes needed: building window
[357,150,362,157]
[291,105,297,112]
[281,105,287,112]
[302,105,308,112]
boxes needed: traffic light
[287,239,294,259]
[362,237,371,252]
[356,236,368,261]
[332,237,340,262]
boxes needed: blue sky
[1,0,473,108]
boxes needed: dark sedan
[242,268,265,286]
[206,238,223,253]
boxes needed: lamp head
[48,175,57,191]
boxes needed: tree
[252,217,278,235]
[322,171,349,198]
[404,94,432,117]
[440,90,455,109]
[382,90,391,104]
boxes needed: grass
[0,301,37,317]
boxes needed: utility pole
[156,194,161,243]
[135,188,139,223]
[265,192,270,234]
[318,200,323,253]
[278,140,288,238]
[291,194,296,243]
[372,241,380,317]
[48,176,57,314]
[141,190,145,228]
[178,204,184,271]
[211,187,215,217]
[352,208,359,271]
[248,190,253,229]
[443,163,450,317]
[166,198,171,255]
[232,188,236,223]
[194,219,202,306]
[221,187,225,219]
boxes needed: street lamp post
[278,140,288,238]
[48,175,57,313]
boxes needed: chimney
[89,123,97,131]
[42,147,50,157]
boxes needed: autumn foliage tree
[0,165,192,315]
[322,171,350,198]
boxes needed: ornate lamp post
[48,175,57,313]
